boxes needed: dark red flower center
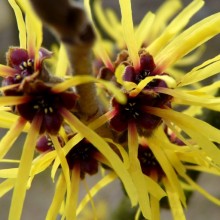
[66,139,99,179]
[123,99,140,120]
[32,95,57,115]
[36,135,56,152]
[16,81,78,134]
[36,135,99,179]
[135,69,151,84]
[138,145,164,179]
[109,52,173,133]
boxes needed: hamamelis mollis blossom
[0,1,137,220]
[84,0,220,219]
[2,0,220,220]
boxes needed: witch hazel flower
[84,0,220,219]
[33,124,134,219]
[110,51,173,133]
[2,0,220,220]
[1,47,51,94]
[36,134,100,179]
[0,0,52,96]
[0,3,136,220]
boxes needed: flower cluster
[1,0,220,220]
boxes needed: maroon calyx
[110,92,171,133]
[66,138,99,179]
[138,144,164,179]
[16,80,78,134]
[110,52,172,133]
[2,47,52,95]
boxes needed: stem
[64,44,102,121]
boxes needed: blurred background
[1,0,220,219]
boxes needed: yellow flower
[84,0,220,219]
[2,0,220,220]
[0,1,135,220]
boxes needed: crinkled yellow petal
[46,173,66,220]
[0,96,30,106]
[81,179,97,219]
[0,179,15,197]
[155,13,220,72]
[93,41,114,70]
[147,107,220,166]
[128,123,151,220]
[8,0,26,49]
[147,133,186,206]
[0,111,29,131]
[156,87,220,110]
[0,117,26,159]
[135,12,155,49]
[0,65,17,77]
[93,0,121,42]
[9,116,42,220]
[65,166,80,220]
[115,64,137,91]
[53,110,114,178]
[55,44,69,77]
[150,195,160,220]
[148,0,182,43]
[175,45,205,66]
[182,106,203,117]
[52,110,116,176]
[164,120,193,148]
[165,150,186,176]
[119,0,140,69]
[28,151,56,188]
[52,75,126,104]
[148,0,204,56]
[0,84,20,92]
[185,164,220,175]
[178,54,220,86]
[17,0,43,61]
[0,168,18,178]
[195,81,220,94]
[105,138,129,169]
[84,0,113,70]
[76,172,117,216]
[25,14,36,59]
[51,75,100,92]
[183,173,220,205]
[31,151,56,176]
[50,135,71,200]
[105,9,124,47]
[60,108,137,206]
[99,78,126,104]
[144,175,166,200]
[88,110,116,130]
[163,178,186,220]
[0,159,20,163]
[130,75,176,97]
[0,107,11,111]
[135,208,141,220]
[115,64,125,85]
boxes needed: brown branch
[29,0,113,137]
